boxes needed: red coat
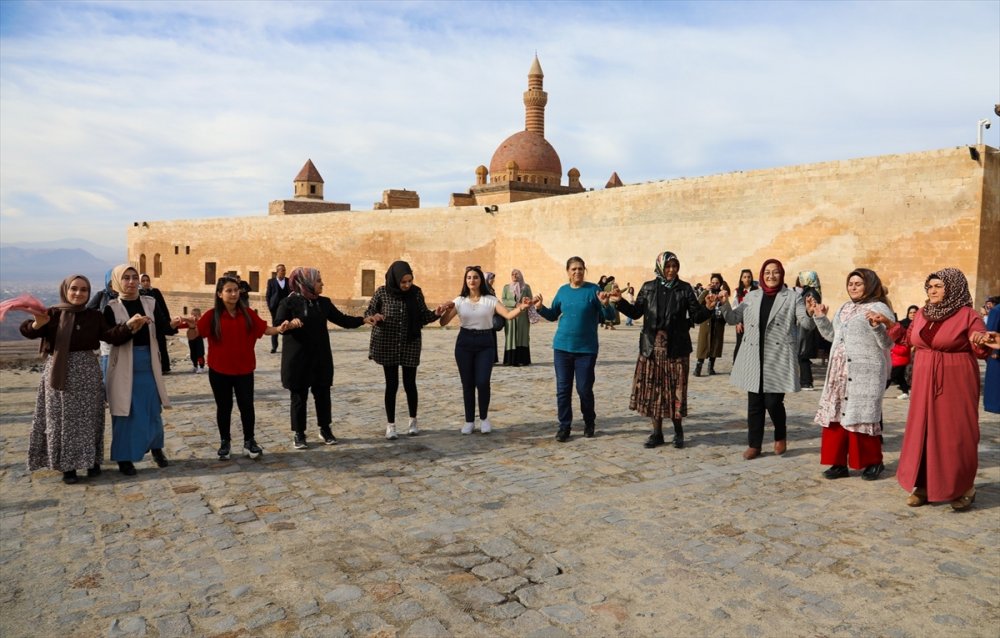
[890,342,910,368]
[895,307,988,501]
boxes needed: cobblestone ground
[1,324,997,637]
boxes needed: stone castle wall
[130,146,999,323]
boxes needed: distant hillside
[0,246,117,288]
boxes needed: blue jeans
[455,329,495,422]
[553,349,597,431]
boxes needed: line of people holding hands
[17,256,999,511]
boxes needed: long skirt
[503,311,532,366]
[27,351,105,472]
[111,346,164,462]
[629,331,689,420]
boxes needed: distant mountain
[0,238,123,264]
[0,246,118,288]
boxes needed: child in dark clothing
[187,308,205,373]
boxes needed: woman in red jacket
[188,277,289,460]
[887,305,917,399]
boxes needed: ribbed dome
[489,131,562,177]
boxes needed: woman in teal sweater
[534,256,615,441]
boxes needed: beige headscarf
[110,264,140,300]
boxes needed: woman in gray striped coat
[719,259,815,459]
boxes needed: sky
[1,0,998,250]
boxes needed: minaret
[523,55,547,135]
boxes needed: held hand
[704,293,718,309]
[520,296,534,307]
[170,316,184,329]
[865,311,892,328]
[716,290,729,305]
[971,331,1000,349]
[597,291,610,305]
[735,322,744,335]
[287,318,303,330]
[30,311,50,328]
[811,302,828,317]
[609,289,622,303]
[126,313,151,332]
[364,313,384,326]
[532,294,543,307]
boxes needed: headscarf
[484,271,497,296]
[510,269,525,299]
[110,264,140,300]
[654,251,680,288]
[922,267,973,322]
[98,268,117,311]
[289,267,320,301]
[385,261,422,341]
[48,274,92,391]
[846,268,888,306]
[138,272,152,295]
[797,271,821,298]
[759,259,785,297]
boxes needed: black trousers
[208,369,255,441]
[455,329,494,422]
[290,385,331,433]
[383,365,418,424]
[799,356,814,387]
[888,365,910,393]
[747,391,786,449]
[270,314,280,352]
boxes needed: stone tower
[293,159,324,200]
[524,55,547,135]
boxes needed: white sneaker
[479,418,492,434]
[898,393,909,400]
[192,366,199,374]
[407,417,419,436]
[461,422,474,435]
[385,424,398,440]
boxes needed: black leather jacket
[616,279,712,358]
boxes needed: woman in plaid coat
[365,261,448,440]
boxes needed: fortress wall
[130,146,997,323]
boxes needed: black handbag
[492,314,506,332]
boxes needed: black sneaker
[644,433,665,448]
[556,428,571,442]
[244,440,263,459]
[118,461,137,476]
[823,465,849,480]
[583,423,595,438]
[62,471,79,485]
[217,439,231,460]
[293,432,308,449]
[318,427,337,445]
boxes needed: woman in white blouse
[439,266,531,434]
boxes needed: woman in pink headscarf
[894,268,988,510]
[501,269,534,366]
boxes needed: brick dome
[489,131,562,177]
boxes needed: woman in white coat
[720,259,814,459]
[810,269,895,480]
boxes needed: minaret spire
[523,55,547,135]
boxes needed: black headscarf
[385,261,423,341]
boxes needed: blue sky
[1,0,998,249]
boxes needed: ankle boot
[707,359,717,375]
[672,422,684,448]
[694,360,704,377]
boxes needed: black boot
[118,461,137,476]
[707,359,717,375]
[62,471,79,485]
[694,360,704,377]
[87,464,101,477]
[151,448,169,468]
[644,432,665,448]
[672,421,684,449]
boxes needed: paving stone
[402,616,451,637]
[98,601,141,617]
[478,537,520,558]
[540,604,585,624]
[390,599,426,622]
[451,553,491,569]
[471,561,515,580]
[108,616,147,637]
[154,613,192,636]
[464,586,506,607]
[323,585,363,604]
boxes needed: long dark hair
[211,276,253,341]
[460,266,492,298]
[736,268,757,297]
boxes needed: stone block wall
[132,146,998,322]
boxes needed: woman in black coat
[613,251,717,449]
[276,267,380,449]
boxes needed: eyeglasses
[465,265,481,272]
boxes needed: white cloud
[1,1,997,246]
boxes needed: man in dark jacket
[265,264,291,353]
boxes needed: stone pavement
[0,323,997,638]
